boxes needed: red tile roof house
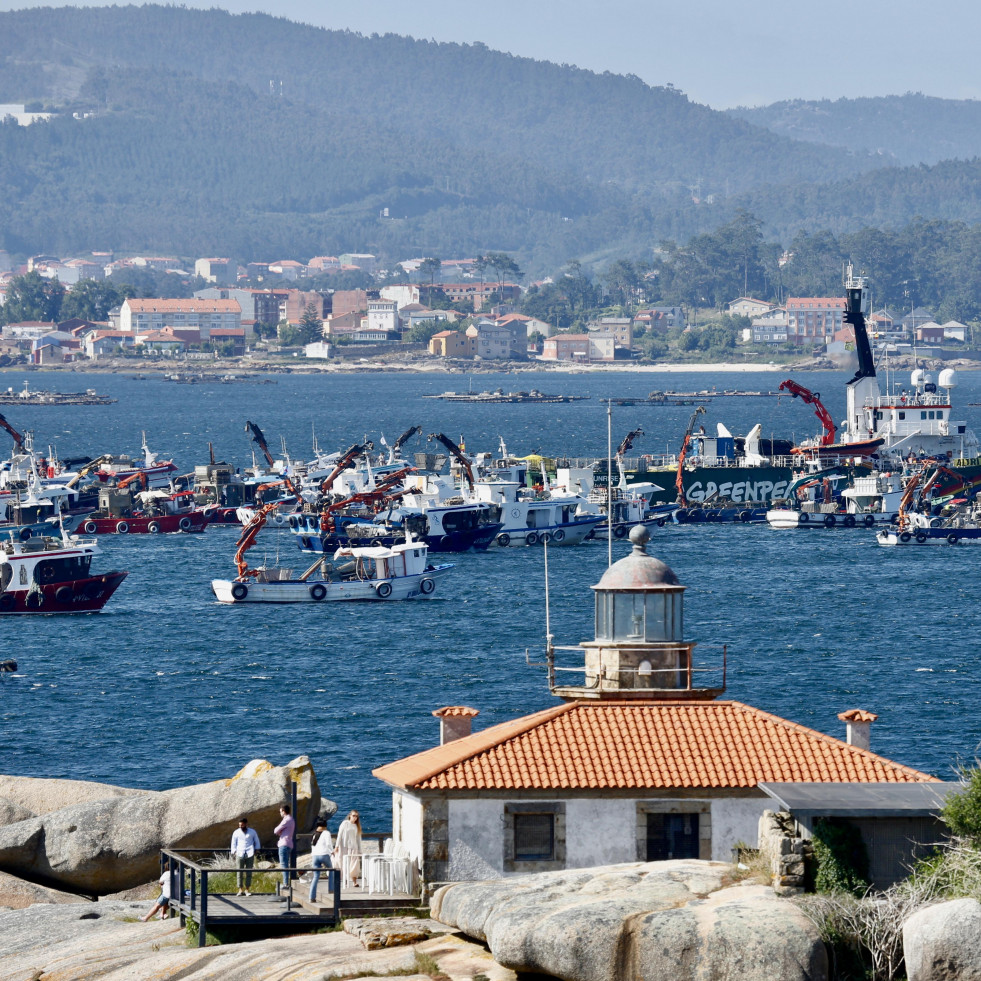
[374,530,937,897]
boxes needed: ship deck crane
[675,406,706,505]
[779,379,837,446]
[245,420,277,470]
[428,432,475,493]
[0,413,24,451]
[319,442,370,496]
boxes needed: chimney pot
[838,709,877,752]
[432,705,479,745]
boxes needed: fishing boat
[79,483,212,534]
[93,433,177,487]
[0,529,127,614]
[213,496,453,603]
[765,466,903,529]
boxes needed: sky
[2,0,980,109]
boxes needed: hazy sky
[2,0,980,108]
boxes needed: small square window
[514,813,554,862]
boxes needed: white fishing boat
[213,494,453,603]
[212,540,453,603]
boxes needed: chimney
[432,706,479,745]
[838,709,878,751]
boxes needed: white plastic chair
[390,842,411,895]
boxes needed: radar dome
[911,369,924,388]
[939,368,958,389]
[922,371,934,387]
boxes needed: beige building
[119,298,242,338]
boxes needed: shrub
[812,818,870,896]
[941,764,981,845]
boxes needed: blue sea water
[1,366,980,833]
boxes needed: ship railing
[862,393,951,408]
[577,455,799,473]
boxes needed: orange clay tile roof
[372,701,936,792]
[433,706,480,718]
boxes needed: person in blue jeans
[308,818,333,902]
[274,804,296,889]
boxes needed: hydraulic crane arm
[779,379,837,446]
[319,442,370,495]
[245,420,276,469]
[392,425,421,458]
[675,406,707,506]
[0,413,24,450]
[428,432,475,492]
[616,427,644,459]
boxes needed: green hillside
[728,94,981,167]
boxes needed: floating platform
[423,389,589,403]
[0,387,116,405]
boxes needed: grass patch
[321,950,450,980]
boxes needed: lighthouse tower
[550,525,725,701]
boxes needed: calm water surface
[1,367,980,831]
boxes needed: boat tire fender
[824,514,836,528]
[552,528,566,542]
[739,510,751,522]
[900,532,911,543]
[613,524,627,539]
[539,531,551,544]
[54,586,73,604]
[116,521,129,534]
[147,521,161,534]
[84,520,98,534]
[420,577,435,595]
[947,533,960,545]
[930,517,942,528]
[844,515,856,528]
[231,582,249,600]
[0,593,15,611]
[890,513,901,524]
[864,514,875,528]
[309,583,327,601]
[496,533,511,547]
[19,527,32,541]
[179,516,193,532]
[525,532,539,546]
[916,531,928,544]
[799,512,809,523]
[376,581,393,598]
[656,518,666,527]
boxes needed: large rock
[0,796,34,828]
[904,898,981,981]
[0,775,148,816]
[0,869,93,910]
[431,860,827,981]
[0,756,320,894]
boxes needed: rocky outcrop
[904,898,981,981]
[0,775,148,818]
[0,796,34,828]
[0,756,321,895]
[344,915,458,950]
[431,860,828,981]
[0,869,93,910]
[0,900,509,981]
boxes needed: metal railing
[160,846,341,947]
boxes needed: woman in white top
[308,818,333,902]
[333,809,363,886]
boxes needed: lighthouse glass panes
[595,590,682,644]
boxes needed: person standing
[230,816,261,897]
[274,804,296,890]
[334,809,363,887]
[308,818,333,902]
[141,862,171,921]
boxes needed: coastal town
[1,249,976,371]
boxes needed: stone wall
[758,809,811,896]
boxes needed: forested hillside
[3,5,981,271]
[728,94,981,166]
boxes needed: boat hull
[211,565,453,603]
[493,515,605,546]
[0,571,128,614]
[79,510,212,534]
[877,527,981,546]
